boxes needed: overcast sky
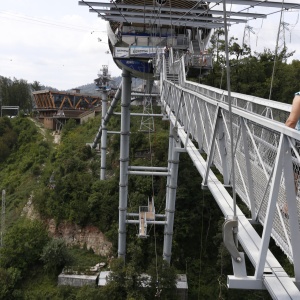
[0,1,299,91]
[0,0,121,90]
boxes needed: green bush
[0,219,49,273]
[0,267,21,300]
[41,238,73,275]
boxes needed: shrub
[0,219,49,273]
[41,238,73,275]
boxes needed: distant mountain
[73,76,122,95]
[73,76,146,95]
[42,85,59,91]
[71,83,98,94]
[0,74,145,95]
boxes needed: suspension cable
[197,189,205,299]
[145,81,159,292]
[222,0,237,218]
[269,0,285,100]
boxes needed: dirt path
[29,117,61,144]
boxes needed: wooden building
[32,90,102,130]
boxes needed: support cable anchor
[222,218,242,263]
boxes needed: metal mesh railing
[160,54,300,263]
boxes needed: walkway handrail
[159,52,300,297]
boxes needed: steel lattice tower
[139,80,155,132]
[242,24,255,50]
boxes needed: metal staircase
[165,58,179,84]
[191,40,200,54]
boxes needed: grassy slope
[0,116,107,297]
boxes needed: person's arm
[286,95,300,128]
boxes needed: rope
[218,246,225,300]
[148,163,159,288]
[219,64,225,89]
[169,0,173,41]
[145,83,159,295]
[269,0,285,101]
[197,188,205,299]
[222,0,237,217]
[143,0,146,29]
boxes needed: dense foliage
[200,29,300,103]
[41,238,74,275]
[0,118,18,163]
[0,78,43,114]
[0,219,49,273]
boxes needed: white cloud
[0,0,122,90]
[0,1,299,90]
[226,5,300,61]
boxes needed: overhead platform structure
[80,1,300,298]
[79,0,300,79]
[79,0,216,79]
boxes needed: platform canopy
[79,0,300,29]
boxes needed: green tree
[0,267,21,300]
[146,258,177,300]
[31,81,42,91]
[202,35,299,103]
[105,258,127,299]
[0,117,17,162]
[0,77,33,112]
[75,285,106,300]
[0,219,49,273]
[41,238,73,275]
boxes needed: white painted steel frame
[81,2,268,18]
[162,94,300,298]
[160,54,300,297]
[94,9,248,24]
[100,15,225,28]
[186,0,300,9]
[80,2,295,31]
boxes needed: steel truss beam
[89,6,266,18]
[113,112,163,117]
[78,0,300,30]
[92,9,248,24]
[185,0,300,9]
[78,1,290,17]
[99,15,226,28]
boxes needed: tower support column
[163,125,180,263]
[100,89,108,180]
[118,69,131,260]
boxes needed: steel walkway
[156,52,300,299]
